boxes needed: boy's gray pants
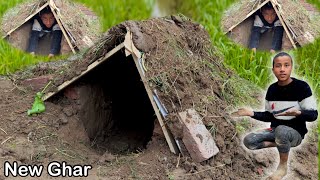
[243,125,302,153]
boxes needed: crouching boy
[233,52,318,179]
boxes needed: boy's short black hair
[272,52,293,67]
[39,7,53,16]
[261,2,274,11]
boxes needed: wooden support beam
[226,0,271,33]
[131,54,179,154]
[42,42,125,101]
[49,1,76,54]
[124,31,179,154]
[2,2,49,39]
[271,2,297,49]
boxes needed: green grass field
[0,0,319,135]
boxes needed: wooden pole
[271,1,297,49]
[42,43,125,101]
[48,1,76,54]
[226,0,271,33]
[131,52,179,154]
[2,2,49,39]
[125,31,179,154]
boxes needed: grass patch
[235,117,252,134]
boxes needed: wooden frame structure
[42,31,180,154]
[2,0,85,54]
[224,0,297,49]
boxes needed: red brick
[179,109,219,162]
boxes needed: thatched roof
[222,0,320,46]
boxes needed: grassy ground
[0,0,39,74]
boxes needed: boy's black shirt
[252,78,318,138]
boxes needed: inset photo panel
[221,0,320,53]
[1,0,101,57]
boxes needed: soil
[0,16,318,179]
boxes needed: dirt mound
[48,16,261,105]
[221,0,320,49]
[1,0,101,54]
[37,16,267,179]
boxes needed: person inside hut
[249,3,284,53]
[27,7,62,58]
[232,52,318,179]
